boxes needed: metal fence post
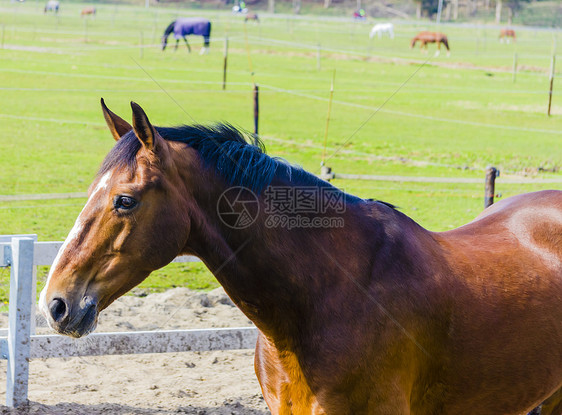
[6,237,34,407]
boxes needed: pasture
[1,0,562,308]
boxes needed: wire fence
[1,6,561,209]
[259,83,562,135]
[1,10,561,73]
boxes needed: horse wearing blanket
[161,18,211,54]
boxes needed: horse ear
[101,98,132,141]
[130,101,156,151]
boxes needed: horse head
[39,100,193,338]
[440,35,450,51]
[410,36,417,48]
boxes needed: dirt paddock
[0,288,270,414]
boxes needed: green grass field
[1,0,562,306]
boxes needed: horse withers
[40,99,562,414]
[369,23,394,39]
[411,31,450,56]
[161,18,211,55]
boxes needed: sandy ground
[0,288,270,414]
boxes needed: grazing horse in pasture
[161,18,211,54]
[369,23,394,39]
[44,0,59,13]
[80,7,96,17]
[244,12,259,23]
[411,31,450,56]
[41,98,562,415]
[500,28,516,43]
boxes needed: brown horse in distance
[411,31,450,55]
[80,6,96,17]
[500,28,516,43]
[40,99,562,414]
[244,12,259,23]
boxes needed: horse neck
[172,149,428,341]
[164,21,175,37]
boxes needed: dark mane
[97,123,340,195]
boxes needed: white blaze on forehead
[39,172,112,318]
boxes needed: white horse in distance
[369,23,394,39]
[44,0,59,13]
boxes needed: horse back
[431,190,562,413]
[440,190,562,279]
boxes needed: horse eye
[114,196,137,211]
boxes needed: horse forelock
[98,130,141,180]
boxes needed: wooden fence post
[1,24,5,49]
[253,84,259,135]
[223,36,228,91]
[6,237,34,407]
[548,55,556,116]
[484,166,499,209]
[317,43,321,71]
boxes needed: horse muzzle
[44,295,98,338]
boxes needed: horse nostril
[49,298,68,323]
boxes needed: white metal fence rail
[0,234,258,408]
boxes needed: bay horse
[369,23,394,39]
[411,31,450,56]
[244,12,259,23]
[500,28,516,43]
[161,18,211,55]
[40,99,562,414]
[80,7,96,17]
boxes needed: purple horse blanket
[174,18,210,38]
[172,18,211,45]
